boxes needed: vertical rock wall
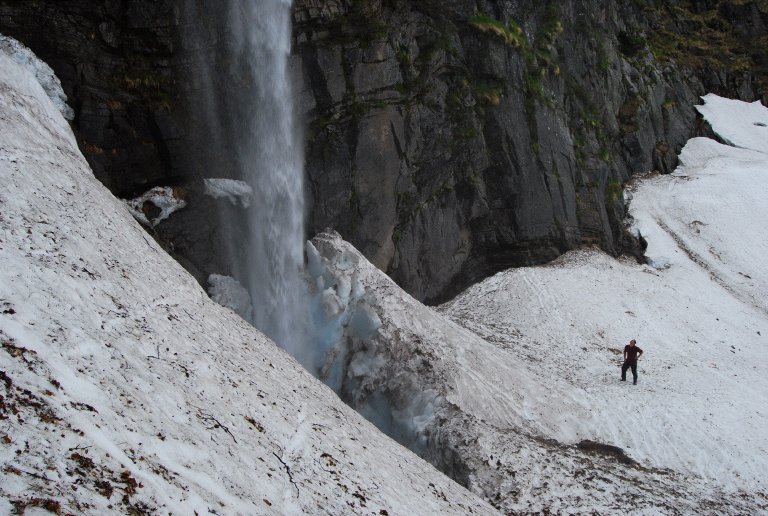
[0,1,183,196]
[294,0,766,302]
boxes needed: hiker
[621,339,643,385]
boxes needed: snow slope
[303,96,768,514]
[0,48,493,514]
[438,94,768,505]
[3,34,765,514]
[312,229,764,514]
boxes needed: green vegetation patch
[646,1,759,74]
[468,14,526,47]
[604,179,623,202]
[472,81,504,105]
[467,4,564,105]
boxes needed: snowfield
[438,94,768,504]
[305,94,768,513]
[0,47,493,514]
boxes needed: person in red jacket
[621,339,643,385]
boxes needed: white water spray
[185,1,430,454]
[192,1,309,359]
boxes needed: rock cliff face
[1,0,766,301]
[293,0,767,302]
[0,1,182,197]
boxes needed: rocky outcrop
[294,0,767,302]
[0,0,184,197]
[1,0,766,302]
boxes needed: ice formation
[123,186,187,227]
[304,237,382,392]
[0,34,74,120]
[306,232,439,455]
[203,178,254,208]
[207,274,253,319]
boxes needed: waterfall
[187,1,309,361]
[184,1,426,453]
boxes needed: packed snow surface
[440,94,768,497]
[314,231,765,514]
[0,47,493,515]
[0,34,74,121]
[2,31,766,513]
[695,93,768,152]
[277,94,768,514]
[124,186,187,227]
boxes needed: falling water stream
[229,1,307,355]
[190,0,309,361]
[186,0,432,457]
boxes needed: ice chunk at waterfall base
[203,178,253,207]
[207,274,253,319]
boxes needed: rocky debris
[576,440,635,465]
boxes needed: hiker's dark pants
[621,360,638,383]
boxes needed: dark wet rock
[577,439,636,465]
[0,0,182,197]
[295,0,768,302]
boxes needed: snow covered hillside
[437,94,768,507]
[302,95,768,514]
[311,232,765,514]
[0,47,494,514]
